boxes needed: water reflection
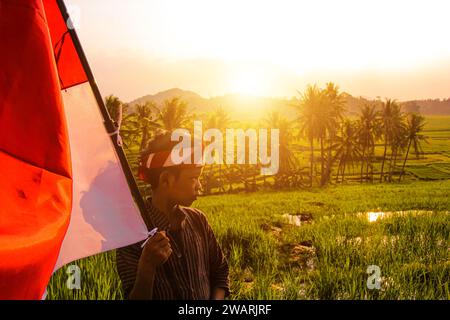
[368,212,385,222]
[282,214,302,226]
[362,210,437,223]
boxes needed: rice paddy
[46,116,450,300]
[47,180,450,300]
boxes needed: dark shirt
[116,200,230,299]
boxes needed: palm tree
[263,111,299,187]
[205,107,232,192]
[134,102,156,151]
[105,94,122,121]
[153,97,192,132]
[105,95,135,148]
[207,106,231,130]
[117,112,140,148]
[379,99,403,182]
[322,82,346,186]
[398,113,427,181]
[105,94,126,126]
[385,103,406,182]
[387,120,407,182]
[334,120,361,183]
[357,103,379,183]
[296,85,326,187]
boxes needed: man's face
[168,166,203,207]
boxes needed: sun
[229,71,268,97]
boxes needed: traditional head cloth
[138,142,205,180]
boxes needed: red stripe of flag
[0,0,73,299]
[43,0,88,90]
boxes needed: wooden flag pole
[55,0,153,228]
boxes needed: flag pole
[55,0,151,228]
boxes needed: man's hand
[129,231,172,299]
[139,231,172,269]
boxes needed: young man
[116,133,230,299]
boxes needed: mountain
[126,88,450,121]
[127,88,295,122]
[128,88,208,111]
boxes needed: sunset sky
[66,0,450,102]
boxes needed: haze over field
[67,0,450,102]
[126,88,450,123]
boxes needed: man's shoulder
[179,206,209,226]
[179,205,206,218]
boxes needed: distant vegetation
[127,88,450,118]
[104,83,450,196]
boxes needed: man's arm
[129,261,156,299]
[128,231,172,300]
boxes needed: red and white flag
[0,0,148,299]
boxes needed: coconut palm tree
[296,85,326,186]
[322,82,346,186]
[117,112,141,149]
[134,102,157,151]
[398,113,428,181]
[207,106,232,130]
[379,99,403,182]
[205,107,232,192]
[357,103,379,183]
[105,95,135,147]
[263,111,299,187]
[334,120,361,183]
[387,120,408,182]
[153,97,192,132]
[385,103,406,182]
[104,94,124,125]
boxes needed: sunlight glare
[229,70,268,97]
[368,212,385,223]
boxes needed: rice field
[422,115,450,132]
[334,115,450,181]
[403,116,450,180]
[47,180,450,300]
[46,116,450,300]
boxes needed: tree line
[105,82,428,195]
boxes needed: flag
[0,0,148,299]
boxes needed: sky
[65,0,450,102]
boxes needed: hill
[128,88,294,122]
[127,88,450,121]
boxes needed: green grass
[431,163,450,174]
[46,115,450,299]
[422,131,450,155]
[47,180,450,300]
[406,165,450,180]
[423,116,450,132]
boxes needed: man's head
[139,133,203,207]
